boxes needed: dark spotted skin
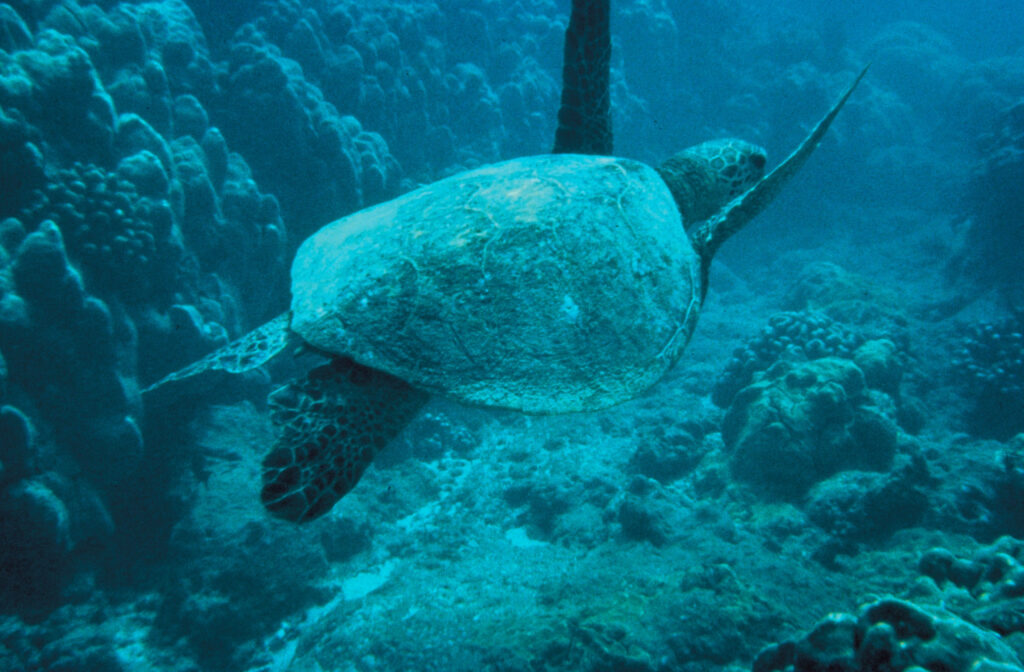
[261,358,428,523]
[553,0,611,155]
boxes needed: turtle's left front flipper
[260,358,429,523]
[693,65,870,270]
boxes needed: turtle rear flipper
[553,0,612,155]
[142,312,293,393]
[261,358,429,523]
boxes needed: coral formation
[0,0,291,604]
[919,536,1024,641]
[0,0,571,637]
[954,317,1024,440]
[805,452,929,557]
[0,404,33,486]
[945,100,1024,310]
[712,310,864,408]
[754,596,1022,672]
[629,420,707,484]
[783,261,910,333]
[756,536,1024,670]
[0,1,1016,670]
[17,162,174,296]
[714,301,922,451]
[721,357,900,499]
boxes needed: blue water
[790,0,1024,59]
[1,1,1023,670]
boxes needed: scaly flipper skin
[141,312,293,393]
[692,65,871,278]
[260,358,429,523]
[553,0,612,155]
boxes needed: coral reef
[954,317,1024,440]
[945,100,1024,310]
[804,452,929,561]
[0,0,292,605]
[16,161,176,297]
[783,261,910,333]
[758,535,1024,671]
[754,596,1022,672]
[0,1,1017,670]
[0,106,47,216]
[712,310,864,408]
[756,536,1024,672]
[713,298,923,446]
[911,433,1024,541]
[629,419,708,484]
[219,34,397,235]
[0,0,569,625]
[721,357,901,500]
[919,536,1024,641]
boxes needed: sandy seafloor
[2,0,1024,671]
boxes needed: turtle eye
[751,153,767,170]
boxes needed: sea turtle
[145,0,867,523]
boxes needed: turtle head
[656,139,767,227]
[686,65,868,304]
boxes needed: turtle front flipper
[260,358,429,523]
[142,312,293,393]
[553,0,612,155]
[692,65,870,268]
